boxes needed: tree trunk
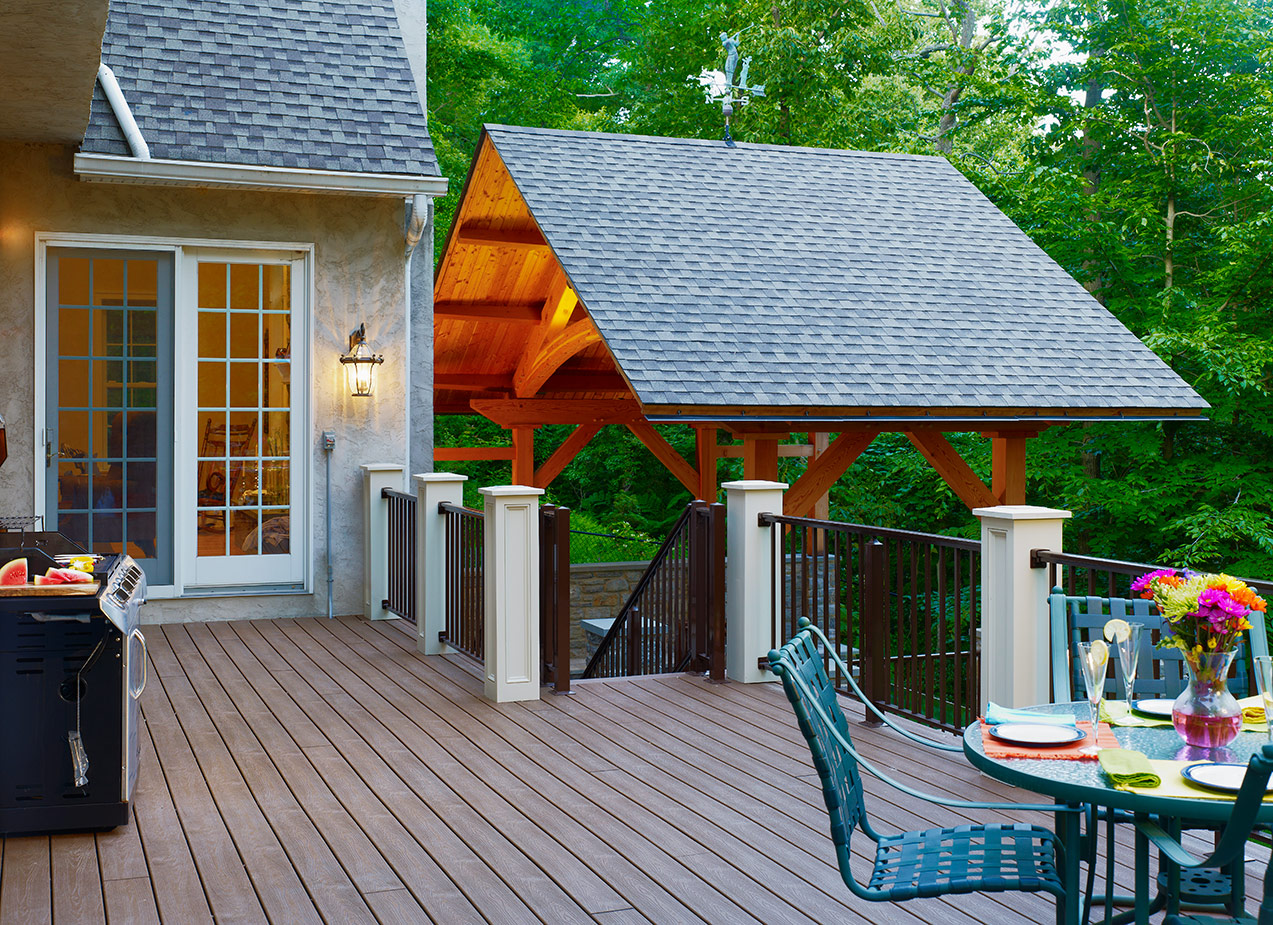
[1079,69,1105,301]
[1165,188,1176,290]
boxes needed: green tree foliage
[428,0,1273,578]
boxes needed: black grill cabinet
[0,535,147,836]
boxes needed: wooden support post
[813,433,831,521]
[511,426,536,485]
[742,434,784,482]
[990,434,1029,505]
[695,425,718,502]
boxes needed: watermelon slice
[0,557,27,586]
[42,568,93,585]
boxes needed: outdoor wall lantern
[340,323,384,397]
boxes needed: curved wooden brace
[626,420,700,497]
[534,424,602,489]
[513,320,602,397]
[905,431,997,511]
[784,429,879,517]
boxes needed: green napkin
[1099,749,1161,788]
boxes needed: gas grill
[0,532,147,836]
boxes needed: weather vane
[709,29,765,146]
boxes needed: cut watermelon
[42,568,92,585]
[34,575,51,585]
[0,557,27,586]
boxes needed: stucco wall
[0,142,427,622]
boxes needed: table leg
[1058,800,1082,925]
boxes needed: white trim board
[73,153,450,198]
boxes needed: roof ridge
[483,123,949,163]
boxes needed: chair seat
[869,822,1064,901]
[1164,914,1255,924]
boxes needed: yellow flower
[1208,637,1218,649]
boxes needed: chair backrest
[769,629,871,862]
[1048,589,1269,701]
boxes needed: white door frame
[34,233,315,598]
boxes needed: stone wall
[569,560,649,669]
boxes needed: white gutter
[73,152,449,198]
[96,63,151,159]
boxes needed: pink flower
[1133,569,1179,592]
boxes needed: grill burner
[0,532,148,836]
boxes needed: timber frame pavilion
[433,126,1206,513]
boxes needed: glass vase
[1172,650,1243,749]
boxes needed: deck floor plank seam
[245,618,577,923]
[226,621,525,924]
[327,616,775,925]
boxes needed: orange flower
[1159,575,1184,588]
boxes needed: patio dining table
[964,701,1273,925]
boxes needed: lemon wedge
[1088,639,1109,666]
[69,556,94,574]
[1103,618,1131,644]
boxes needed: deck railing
[540,504,572,693]
[582,501,726,680]
[381,488,416,620]
[760,514,981,734]
[439,501,484,662]
[1031,549,1273,599]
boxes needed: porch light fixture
[340,323,384,397]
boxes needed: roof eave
[642,408,1209,425]
[73,153,449,198]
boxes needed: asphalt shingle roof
[82,0,438,176]
[485,125,1207,416]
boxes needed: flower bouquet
[1133,569,1267,748]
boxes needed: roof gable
[82,0,438,177]
[470,124,1204,418]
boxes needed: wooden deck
[0,614,1266,924]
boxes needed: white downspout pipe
[97,63,151,160]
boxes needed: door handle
[45,434,55,467]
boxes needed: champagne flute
[1254,656,1273,742]
[1118,622,1145,706]
[1077,640,1109,754]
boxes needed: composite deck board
[4,614,1265,923]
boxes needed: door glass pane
[50,252,173,583]
[196,261,291,561]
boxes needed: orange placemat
[979,721,1119,761]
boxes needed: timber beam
[469,398,642,427]
[434,446,515,462]
[435,371,631,395]
[784,430,879,517]
[434,300,543,323]
[455,222,549,250]
[627,420,700,497]
[905,431,997,511]
[984,431,1030,505]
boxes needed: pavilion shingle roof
[485,124,1206,417]
[82,0,439,177]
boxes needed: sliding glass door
[45,249,174,584]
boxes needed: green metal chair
[768,619,1078,922]
[1136,745,1273,925]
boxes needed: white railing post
[723,479,788,683]
[360,464,405,621]
[415,472,467,655]
[480,485,544,703]
[973,505,1072,708]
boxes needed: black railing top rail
[382,487,415,501]
[581,502,696,679]
[1031,549,1273,596]
[439,500,482,520]
[759,513,981,552]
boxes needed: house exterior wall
[0,142,422,623]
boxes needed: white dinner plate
[1181,762,1273,794]
[988,723,1087,747]
[1132,699,1176,718]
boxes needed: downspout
[404,194,428,472]
[97,63,151,159]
